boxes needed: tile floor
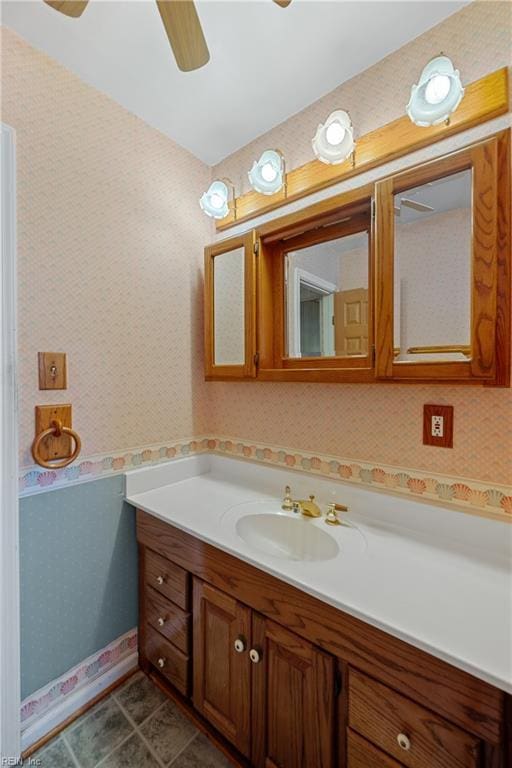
[32,672,233,768]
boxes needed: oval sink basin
[236,512,339,562]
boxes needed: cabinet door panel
[252,615,335,768]
[204,231,257,379]
[375,135,500,382]
[192,578,251,756]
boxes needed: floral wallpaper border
[19,435,511,520]
[20,629,138,730]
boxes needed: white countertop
[125,454,512,693]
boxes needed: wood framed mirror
[204,231,257,379]
[256,187,376,382]
[375,134,507,383]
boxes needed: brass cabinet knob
[234,637,246,653]
[397,733,411,751]
[249,648,262,664]
[157,617,165,627]
[157,657,166,669]
[156,576,164,585]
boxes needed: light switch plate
[38,352,67,390]
[423,404,453,448]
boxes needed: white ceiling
[2,0,468,165]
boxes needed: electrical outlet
[432,415,444,438]
[423,404,453,448]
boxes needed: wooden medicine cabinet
[204,231,257,379]
[204,130,511,386]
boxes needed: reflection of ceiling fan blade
[156,0,210,72]
[394,205,401,216]
[400,198,435,212]
[273,0,292,6]
[44,0,89,17]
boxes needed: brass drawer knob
[156,576,164,585]
[157,657,166,669]
[157,617,165,627]
[234,637,246,653]
[249,648,262,664]
[397,733,411,751]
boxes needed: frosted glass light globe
[248,150,285,195]
[325,121,346,146]
[425,74,451,105]
[312,110,354,165]
[406,56,464,127]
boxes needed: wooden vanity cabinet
[193,579,336,767]
[137,511,511,768]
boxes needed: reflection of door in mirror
[334,288,368,356]
[393,169,471,362]
[286,231,369,359]
[213,247,245,366]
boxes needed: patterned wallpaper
[213,1,512,193]
[0,27,213,468]
[209,0,512,488]
[3,4,511,496]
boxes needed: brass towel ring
[31,418,82,469]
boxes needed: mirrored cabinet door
[285,229,370,360]
[375,136,499,381]
[204,232,256,378]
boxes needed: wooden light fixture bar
[216,67,509,232]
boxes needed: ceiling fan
[43,0,292,72]
[394,197,435,216]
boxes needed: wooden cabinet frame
[204,231,257,379]
[204,130,511,386]
[257,187,377,383]
[375,133,508,383]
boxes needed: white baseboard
[20,628,139,753]
[21,651,138,752]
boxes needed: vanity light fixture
[248,150,285,195]
[406,55,464,127]
[199,179,235,220]
[312,110,355,165]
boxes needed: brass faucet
[293,495,322,518]
[281,486,322,518]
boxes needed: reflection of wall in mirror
[214,247,245,366]
[394,208,471,361]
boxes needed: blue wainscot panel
[20,475,138,699]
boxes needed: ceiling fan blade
[44,0,89,18]
[156,0,210,72]
[400,197,435,213]
[273,0,292,6]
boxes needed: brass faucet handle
[325,502,349,526]
[282,485,294,511]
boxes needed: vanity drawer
[144,548,189,610]
[145,625,190,696]
[348,730,403,768]
[146,585,190,654]
[348,669,481,768]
